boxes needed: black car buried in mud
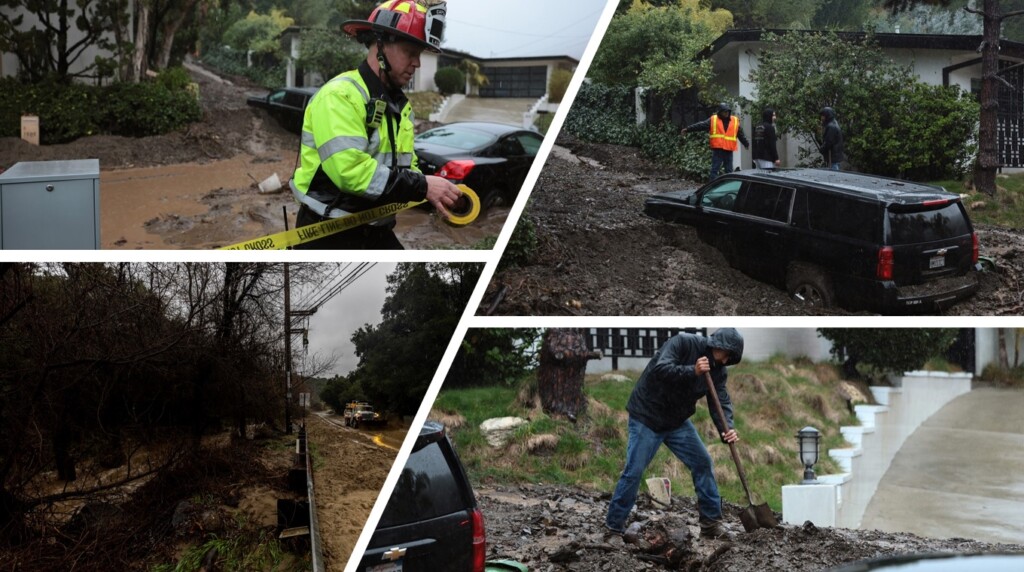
[644,169,980,313]
[415,122,544,211]
[245,86,319,134]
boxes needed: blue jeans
[830,162,841,171]
[606,416,722,532]
[710,149,733,181]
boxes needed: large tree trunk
[130,1,151,82]
[155,0,199,70]
[998,328,1009,368]
[536,329,601,422]
[973,0,1002,196]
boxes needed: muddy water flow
[100,153,505,249]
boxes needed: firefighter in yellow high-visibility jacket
[290,0,461,249]
[681,102,750,182]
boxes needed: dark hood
[820,106,836,123]
[762,108,774,123]
[707,328,744,366]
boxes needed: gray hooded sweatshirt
[626,328,744,433]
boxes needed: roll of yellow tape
[445,184,481,227]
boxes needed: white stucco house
[656,29,1024,172]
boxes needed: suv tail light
[438,160,475,180]
[972,232,979,264]
[471,508,486,572]
[876,246,894,280]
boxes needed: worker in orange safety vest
[681,102,750,182]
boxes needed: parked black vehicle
[359,420,485,572]
[245,86,319,134]
[644,169,979,313]
[414,122,544,211]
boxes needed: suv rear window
[795,190,880,242]
[377,440,468,527]
[888,202,971,244]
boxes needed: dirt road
[477,483,1024,571]
[0,62,504,249]
[482,133,1024,316]
[306,414,406,572]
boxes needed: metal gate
[586,328,706,370]
[999,60,1024,168]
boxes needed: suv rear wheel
[787,263,834,307]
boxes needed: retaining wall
[781,371,973,529]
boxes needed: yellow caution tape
[220,185,479,250]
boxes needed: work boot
[699,518,735,541]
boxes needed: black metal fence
[585,328,707,370]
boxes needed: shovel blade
[737,503,778,532]
[753,503,778,529]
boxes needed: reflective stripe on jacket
[709,115,739,151]
[291,68,419,220]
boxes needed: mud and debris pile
[483,132,1024,316]
[478,484,1023,572]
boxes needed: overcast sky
[293,263,394,378]
[440,0,611,60]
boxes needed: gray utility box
[0,159,101,249]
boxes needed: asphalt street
[861,387,1024,544]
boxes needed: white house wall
[0,5,128,81]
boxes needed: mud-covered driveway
[477,484,1024,571]
[482,133,1024,316]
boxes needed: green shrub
[435,66,465,95]
[156,66,193,92]
[102,81,203,137]
[563,81,638,145]
[636,120,709,181]
[548,69,573,103]
[201,45,286,89]
[0,78,101,144]
[298,27,365,80]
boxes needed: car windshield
[889,202,970,244]
[417,126,497,151]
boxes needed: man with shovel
[605,328,744,541]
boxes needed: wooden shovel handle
[704,371,756,505]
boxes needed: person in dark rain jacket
[605,328,745,541]
[752,107,780,169]
[819,106,845,170]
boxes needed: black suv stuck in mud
[359,420,485,572]
[644,169,979,313]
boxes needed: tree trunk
[156,0,199,70]
[974,0,1001,196]
[998,328,1009,368]
[536,329,601,422]
[130,1,151,82]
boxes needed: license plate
[368,563,402,572]
[929,255,945,269]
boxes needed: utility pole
[284,262,293,435]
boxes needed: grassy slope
[434,356,862,512]
[931,172,1024,228]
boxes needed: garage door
[479,66,547,97]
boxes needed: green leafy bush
[155,66,193,92]
[636,120,709,182]
[563,82,638,145]
[548,69,573,103]
[818,328,958,379]
[298,27,366,80]
[201,45,287,89]
[499,214,538,271]
[103,81,203,137]
[434,66,465,95]
[0,78,101,144]
[0,78,200,142]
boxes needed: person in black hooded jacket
[819,106,844,170]
[605,328,744,541]
[752,108,780,169]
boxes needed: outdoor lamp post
[797,426,821,484]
